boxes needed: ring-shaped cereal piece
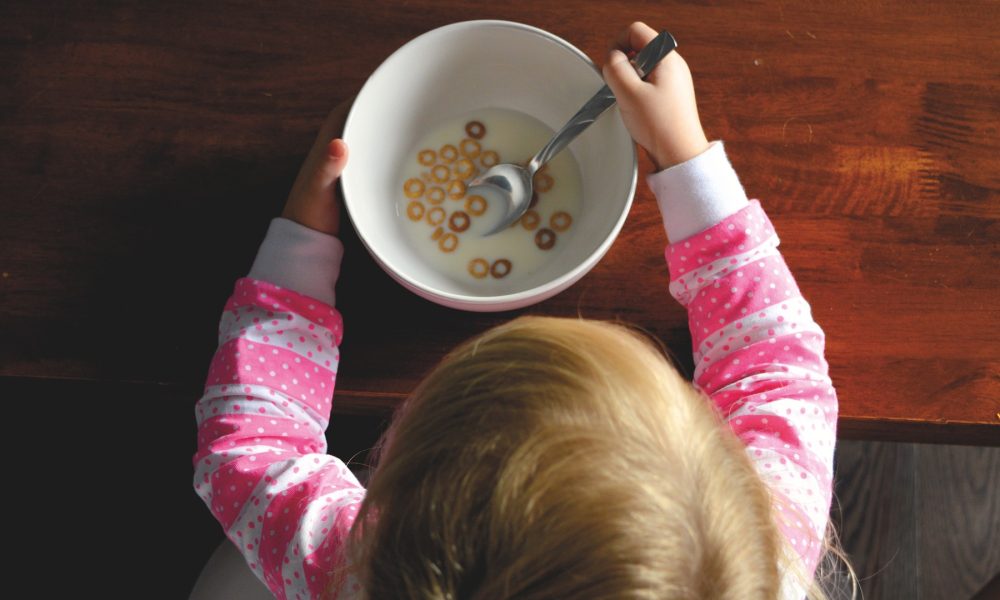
[438,232,459,253]
[453,158,476,179]
[465,195,487,216]
[529,191,539,209]
[535,227,556,250]
[459,138,481,159]
[519,209,540,231]
[490,259,512,279]
[431,226,444,241]
[549,210,573,232]
[465,120,486,139]
[418,149,436,166]
[534,172,554,193]
[432,164,451,183]
[439,144,458,163]
[404,178,425,199]
[468,258,489,279]
[426,206,446,226]
[406,201,425,221]
[480,150,499,168]
[448,210,471,233]
[426,186,445,204]
[447,179,466,200]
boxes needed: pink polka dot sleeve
[665,201,838,592]
[193,278,364,600]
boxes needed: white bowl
[342,20,637,312]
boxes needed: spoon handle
[630,29,678,79]
[528,29,677,173]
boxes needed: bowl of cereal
[341,20,637,312]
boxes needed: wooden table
[2,1,998,445]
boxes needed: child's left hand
[281,98,353,236]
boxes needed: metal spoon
[469,29,677,235]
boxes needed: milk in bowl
[395,108,583,294]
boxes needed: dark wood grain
[833,440,919,599]
[834,440,1000,599]
[916,444,1000,599]
[1,1,998,442]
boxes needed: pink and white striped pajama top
[193,141,837,599]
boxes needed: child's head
[345,316,789,599]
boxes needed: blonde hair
[340,316,852,599]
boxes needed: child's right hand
[602,22,710,171]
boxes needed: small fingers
[328,138,347,160]
[602,48,645,98]
[316,139,348,188]
[610,21,659,56]
[302,97,354,191]
[283,137,348,235]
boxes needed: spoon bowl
[470,162,535,234]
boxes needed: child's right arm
[192,101,365,600]
[604,22,838,596]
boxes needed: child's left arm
[602,25,837,589]
[652,147,838,590]
[192,101,364,600]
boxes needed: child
[193,22,847,599]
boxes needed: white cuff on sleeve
[646,141,750,241]
[248,218,344,306]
